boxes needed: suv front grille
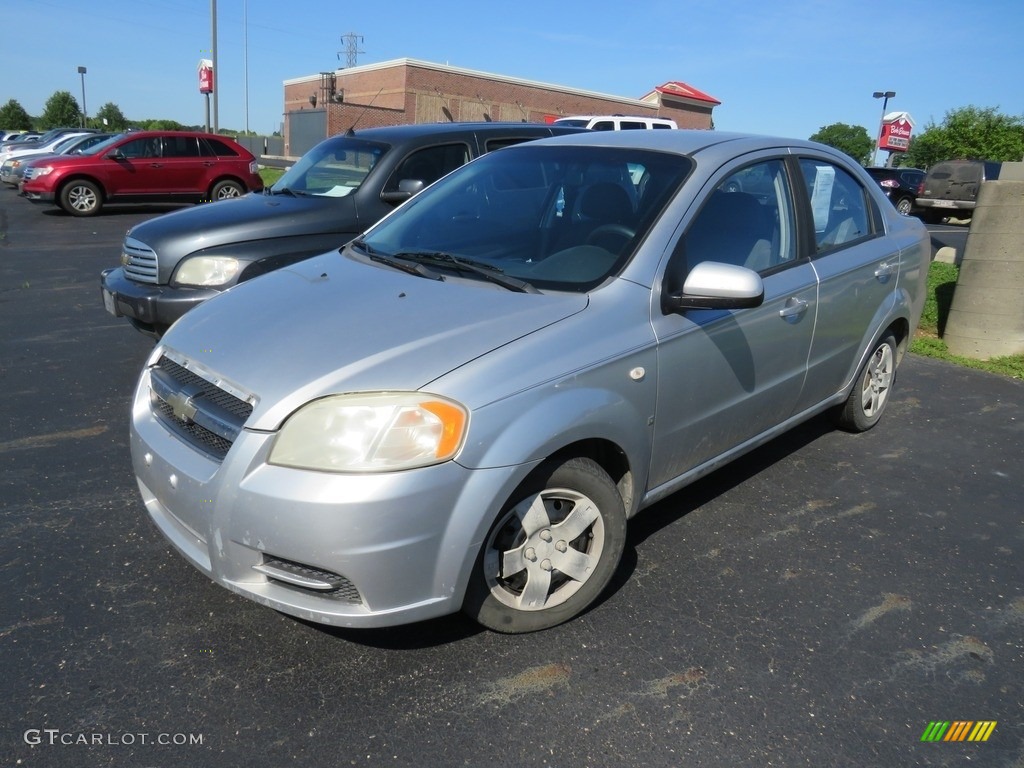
[149,354,255,461]
[123,236,159,284]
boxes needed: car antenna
[345,87,383,136]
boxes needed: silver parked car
[130,130,930,633]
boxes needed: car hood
[128,192,360,262]
[158,250,588,430]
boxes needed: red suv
[21,130,263,216]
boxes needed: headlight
[32,165,54,177]
[174,256,241,287]
[269,392,468,472]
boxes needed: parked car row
[5,130,263,216]
[7,122,931,633]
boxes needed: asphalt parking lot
[1,193,1021,768]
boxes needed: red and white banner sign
[879,115,913,152]
[198,59,214,94]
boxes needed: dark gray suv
[100,122,581,337]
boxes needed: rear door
[158,135,208,194]
[793,156,899,412]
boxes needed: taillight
[249,160,259,174]
[879,179,898,188]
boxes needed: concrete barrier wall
[944,163,1024,359]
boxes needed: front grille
[123,236,159,284]
[149,354,255,461]
[255,555,363,604]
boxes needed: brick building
[282,58,720,158]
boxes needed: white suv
[553,115,677,130]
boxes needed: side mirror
[661,261,764,314]
[107,149,126,160]
[380,178,426,205]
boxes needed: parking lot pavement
[1,192,1022,767]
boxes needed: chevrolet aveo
[130,130,929,633]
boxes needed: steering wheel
[586,224,636,253]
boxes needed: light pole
[77,66,88,129]
[872,90,895,167]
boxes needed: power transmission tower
[338,33,364,68]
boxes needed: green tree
[809,123,875,165]
[142,118,186,131]
[93,102,130,131]
[904,106,1024,168]
[0,99,33,130]
[39,90,82,129]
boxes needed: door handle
[778,297,809,322]
[874,260,898,281]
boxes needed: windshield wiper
[351,239,443,281]
[391,251,539,293]
[270,186,308,197]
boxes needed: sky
[4,0,1023,142]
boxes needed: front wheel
[835,332,897,432]
[210,179,244,201]
[463,457,627,633]
[60,179,102,216]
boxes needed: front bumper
[101,267,220,337]
[130,366,525,628]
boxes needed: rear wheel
[895,196,913,215]
[210,179,244,201]
[835,332,897,432]
[60,179,102,216]
[463,457,627,633]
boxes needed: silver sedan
[129,130,930,633]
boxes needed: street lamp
[872,90,895,166]
[77,66,88,129]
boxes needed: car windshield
[271,137,388,197]
[357,144,692,292]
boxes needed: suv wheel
[211,179,244,200]
[895,197,913,216]
[60,179,102,216]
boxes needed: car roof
[346,122,584,141]
[517,128,838,157]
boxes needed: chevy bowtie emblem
[164,391,198,424]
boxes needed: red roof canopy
[647,81,721,106]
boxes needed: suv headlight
[269,392,468,472]
[32,165,54,178]
[174,256,241,287]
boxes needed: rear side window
[620,121,647,130]
[201,138,241,157]
[799,159,872,252]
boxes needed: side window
[162,136,201,158]
[484,137,533,152]
[384,143,471,193]
[680,159,797,274]
[118,138,157,159]
[798,159,871,252]
[591,121,615,131]
[620,121,646,130]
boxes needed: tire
[60,179,102,216]
[895,197,913,216]
[835,332,897,432]
[463,457,627,633]
[210,179,244,201]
